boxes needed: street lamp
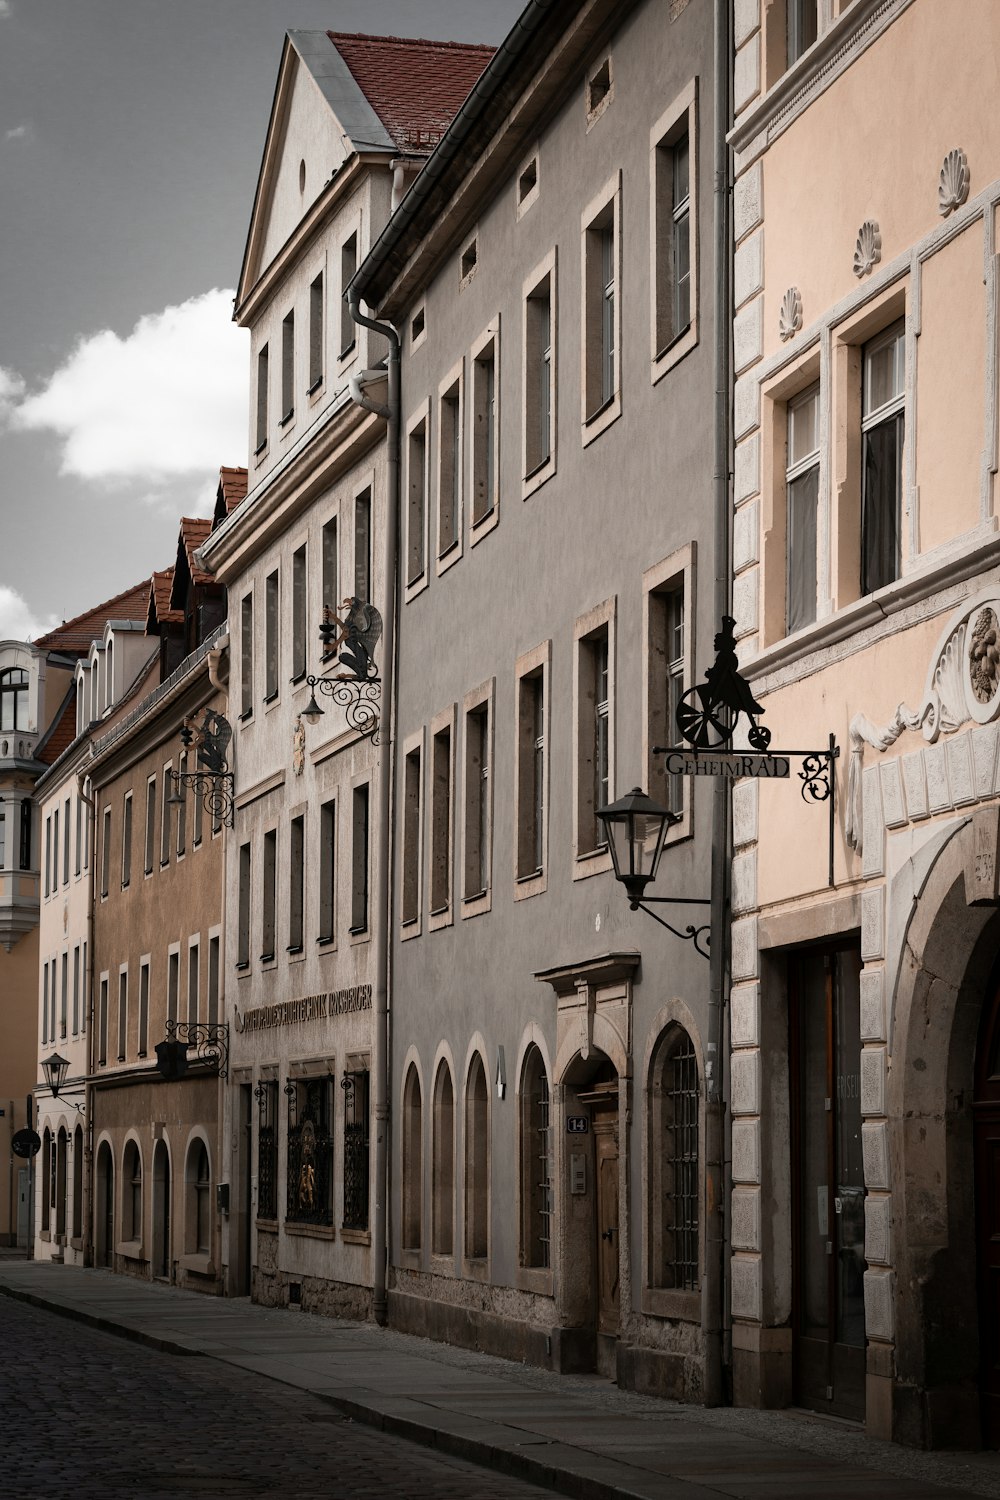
[597,787,677,907]
[40,1051,70,1096]
[597,787,710,957]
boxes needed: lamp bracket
[164,1019,230,1081]
[631,898,711,960]
[305,672,382,743]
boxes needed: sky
[0,0,522,640]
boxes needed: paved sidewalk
[1,1261,997,1500]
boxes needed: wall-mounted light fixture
[40,1051,85,1112]
[300,599,383,741]
[167,708,235,828]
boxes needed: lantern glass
[596,787,676,904]
[41,1051,71,1097]
[301,689,324,723]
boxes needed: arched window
[95,1140,114,1267]
[0,668,28,732]
[648,1025,700,1290]
[432,1061,454,1256]
[55,1128,68,1238]
[402,1064,422,1251]
[41,1127,51,1232]
[464,1053,489,1261]
[519,1045,552,1269]
[191,1142,211,1254]
[123,1139,142,1244]
[72,1124,84,1240]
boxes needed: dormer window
[0,668,28,732]
[90,657,99,724]
[105,640,114,711]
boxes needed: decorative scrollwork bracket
[164,1019,230,1081]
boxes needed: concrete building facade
[729,0,1000,1448]
[354,0,729,1399]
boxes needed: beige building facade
[730,0,1000,1448]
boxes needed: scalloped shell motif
[938,148,970,217]
[853,220,882,279]
[778,286,802,342]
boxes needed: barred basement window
[342,1068,370,1230]
[255,1080,278,1221]
[649,1025,699,1290]
[285,1076,334,1225]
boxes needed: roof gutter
[350,0,562,310]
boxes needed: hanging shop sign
[656,615,840,887]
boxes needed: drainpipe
[77,768,97,1267]
[705,0,733,1408]
[389,161,409,213]
[348,286,400,1328]
[206,636,229,704]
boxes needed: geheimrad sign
[660,750,790,779]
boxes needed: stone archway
[887,816,1000,1448]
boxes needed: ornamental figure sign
[170,708,235,827]
[303,598,383,741]
[676,616,771,751]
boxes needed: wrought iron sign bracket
[304,672,382,742]
[170,708,235,828]
[164,1019,230,1081]
[630,896,711,960]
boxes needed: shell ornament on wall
[938,148,970,217]
[853,219,882,278]
[779,286,803,341]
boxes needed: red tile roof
[218,466,248,515]
[37,692,78,766]
[328,32,494,155]
[34,580,152,655]
[179,518,214,588]
[147,569,183,632]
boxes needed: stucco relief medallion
[778,286,802,342]
[938,148,970,217]
[969,607,1000,710]
[853,219,882,278]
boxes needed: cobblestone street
[1,1298,555,1500]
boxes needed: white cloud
[0,585,59,643]
[4,123,27,141]
[0,3,12,18]
[12,289,248,490]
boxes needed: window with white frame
[576,616,612,858]
[524,261,555,482]
[187,939,200,1025]
[101,806,111,899]
[519,1045,552,1269]
[72,945,80,1035]
[322,516,339,638]
[62,797,70,884]
[60,951,68,1038]
[240,593,254,718]
[582,177,621,431]
[515,647,548,890]
[471,325,499,530]
[255,343,269,454]
[401,741,422,928]
[351,784,369,934]
[207,935,220,1025]
[438,371,462,560]
[237,841,251,968]
[861,321,905,598]
[354,490,371,603]
[160,765,171,867]
[652,84,697,372]
[117,968,127,1061]
[430,717,453,921]
[786,384,820,633]
[291,544,307,681]
[265,570,279,701]
[167,949,179,1024]
[280,310,294,424]
[309,272,324,392]
[121,792,132,888]
[98,976,109,1065]
[463,694,491,904]
[319,799,336,945]
[787,0,818,66]
[262,828,277,961]
[176,753,187,857]
[144,777,155,875]
[0,667,28,731]
[340,232,358,357]
[138,959,149,1056]
[289,814,304,953]
[407,413,428,586]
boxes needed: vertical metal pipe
[704,0,733,1408]
[348,288,400,1327]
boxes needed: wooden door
[975,978,1000,1445]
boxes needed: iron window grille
[285,1077,334,1226]
[537,1066,553,1269]
[663,1032,699,1290]
[341,1069,370,1230]
[255,1080,278,1221]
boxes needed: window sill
[572,846,613,882]
[254,441,268,460]
[180,1252,216,1276]
[349,926,370,947]
[259,953,276,966]
[516,1265,554,1297]
[462,1255,491,1282]
[470,503,499,546]
[316,935,336,950]
[116,1239,144,1261]
[436,536,463,577]
[652,322,698,385]
[307,377,324,398]
[522,453,556,502]
[290,672,306,687]
[255,1217,278,1233]
[460,888,491,920]
[400,916,422,942]
[340,1226,371,1246]
[641,1286,701,1321]
[428,903,453,933]
[338,340,357,363]
[404,570,429,606]
[263,691,279,707]
[278,409,294,429]
[582,391,621,447]
[238,709,253,724]
[514,867,547,902]
[235,960,250,973]
[284,1220,335,1240]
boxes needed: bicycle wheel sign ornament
[676,616,771,752]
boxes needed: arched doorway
[95,1141,114,1268]
[558,1049,620,1376]
[975,972,1000,1445]
[152,1139,171,1280]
